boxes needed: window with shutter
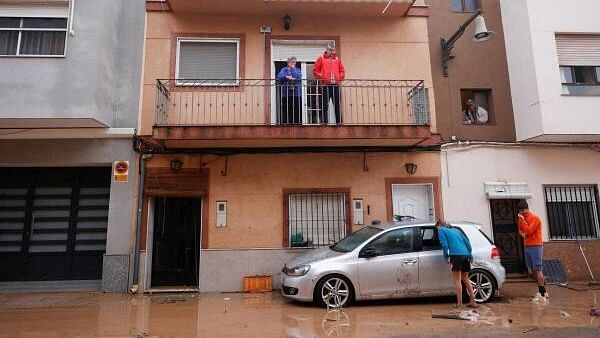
[556,34,600,95]
[176,38,240,86]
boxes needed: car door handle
[401,259,417,265]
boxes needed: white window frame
[175,37,240,86]
[0,7,69,58]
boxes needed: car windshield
[330,226,383,253]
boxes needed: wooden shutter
[177,40,238,80]
[556,34,600,66]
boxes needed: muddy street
[0,283,599,338]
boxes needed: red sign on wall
[113,160,129,182]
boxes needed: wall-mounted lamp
[283,14,291,31]
[170,159,183,172]
[405,162,418,175]
[441,11,495,76]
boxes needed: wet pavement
[1,283,599,337]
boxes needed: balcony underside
[152,125,437,149]
[165,0,415,17]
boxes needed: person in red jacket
[313,44,345,124]
[517,200,548,302]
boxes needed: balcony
[159,0,417,17]
[153,79,435,149]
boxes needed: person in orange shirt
[517,200,548,301]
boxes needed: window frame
[0,15,68,58]
[559,65,600,96]
[175,37,241,86]
[460,88,493,125]
[452,0,480,13]
[416,226,442,252]
[361,227,418,257]
[543,184,600,241]
[283,188,351,248]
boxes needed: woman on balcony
[277,56,302,124]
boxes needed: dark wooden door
[490,199,526,273]
[151,197,201,287]
[0,167,110,281]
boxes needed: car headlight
[284,265,311,276]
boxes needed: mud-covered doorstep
[102,254,130,293]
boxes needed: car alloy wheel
[469,271,494,303]
[320,277,351,308]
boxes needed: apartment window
[452,0,479,12]
[287,192,348,248]
[460,89,491,124]
[556,34,600,95]
[544,186,600,240]
[176,38,240,85]
[0,17,67,56]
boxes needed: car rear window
[478,229,494,245]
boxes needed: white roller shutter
[556,34,600,66]
[0,3,69,18]
[271,40,334,62]
[177,39,239,80]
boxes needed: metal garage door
[0,167,110,281]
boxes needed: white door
[392,184,434,221]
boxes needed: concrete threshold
[147,286,199,294]
[0,280,102,293]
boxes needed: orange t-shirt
[518,211,543,246]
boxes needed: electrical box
[353,198,364,225]
[216,201,227,228]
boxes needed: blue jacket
[438,226,472,260]
[276,67,302,97]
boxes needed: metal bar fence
[288,192,347,248]
[544,185,600,240]
[154,79,429,126]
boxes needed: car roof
[373,220,481,230]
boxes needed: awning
[485,182,532,200]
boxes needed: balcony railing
[155,79,429,127]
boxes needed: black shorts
[450,255,471,272]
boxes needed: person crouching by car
[436,220,478,308]
[276,56,302,124]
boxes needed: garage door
[0,167,110,281]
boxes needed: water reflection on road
[0,285,598,337]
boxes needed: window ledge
[0,55,66,58]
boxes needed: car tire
[463,269,496,303]
[314,274,354,308]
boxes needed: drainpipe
[131,153,151,292]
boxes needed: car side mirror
[359,247,379,258]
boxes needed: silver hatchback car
[281,221,505,308]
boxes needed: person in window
[313,44,345,125]
[277,56,302,124]
[436,220,478,308]
[463,99,489,124]
[517,200,548,303]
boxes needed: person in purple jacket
[436,220,478,308]
[276,56,302,124]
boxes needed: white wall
[500,0,600,142]
[441,143,600,241]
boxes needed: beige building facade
[136,0,442,292]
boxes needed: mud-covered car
[281,221,505,308]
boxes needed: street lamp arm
[441,10,483,77]
[443,11,482,50]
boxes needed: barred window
[544,185,600,240]
[287,192,348,248]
